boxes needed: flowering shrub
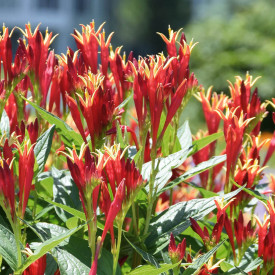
[0,21,275,275]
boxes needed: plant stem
[86,196,96,264]
[32,189,38,220]
[113,222,123,275]
[131,203,138,235]
[13,221,22,275]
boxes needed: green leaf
[116,92,133,111]
[188,131,223,156]
[233,181,268,203]
[115,121,128,150]
[181,181,218,198]
[177,120,192,151]
[124,233,160,268]
[27,222,91,275]
[45,254,58,275]
[17,223,86,273]
[128,262,183,275]
[51,168,82,222]
[0,224,18,271]
[145,187,244,254]
[224,244,262,274]
[36,173,54,200]
[22,96,83,147]
[41,197,86,221]
[142,147,192,194]
[182,240,226,275]
[158,155,226,195]
[53,247,90,275]
[220,261,234,272]
[97,248,122,275]
[34,125,56,174]
[0,110,10,137]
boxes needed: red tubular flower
[190,215,224,250]
[255,214,270,258]
[106,125,139,151]
[102,145,144,202]
[66,72,117,149]
[198,257,224,275]
[132,55,188,150]
[17,24,57,107]
[22,245,47,275]
[109,47,134,102]
[15,121,26,144]
[217,108,252,188]
[65,94,87,143]
[27,118,39,144]
[234,211,255,249]
[66,144,104,216]
[0,25,13,83]
[196,87,227,136]
[50,49,87,116]
[228,74,266,136]
[0,159,15,221]
[18,142,35,219]
[72,21,104,74]
[101,179,125,244]
[168,233,186,263]
[158,27,198,90]
[5,93,18,134]
[231,159,263,209]
[99,30,113,78]
[224,214,236,259]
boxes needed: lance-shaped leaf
[22,96,83,147]
[177,121,192,151]
[34,124,55,174]
[145,187,244,254]
[188,131,223,156]
[26,222,92,275]
[124,233,160,268]
[182,240,226,275]
[16,222,86,273]
[142,147,192,194]
[158,154,226,195]
[51,168,82,222]
[0,224,20,271]
[129,262,187,275]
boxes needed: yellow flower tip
[168,25,171,36]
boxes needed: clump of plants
[0,21,274,275]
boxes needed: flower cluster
[0,20,274,275]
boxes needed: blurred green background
[112,0,275,133]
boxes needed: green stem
[13,221,22,274]
[131,203,138,235]
[86,196,96,264]
[113,222,123,275]
[32,190,38,220]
